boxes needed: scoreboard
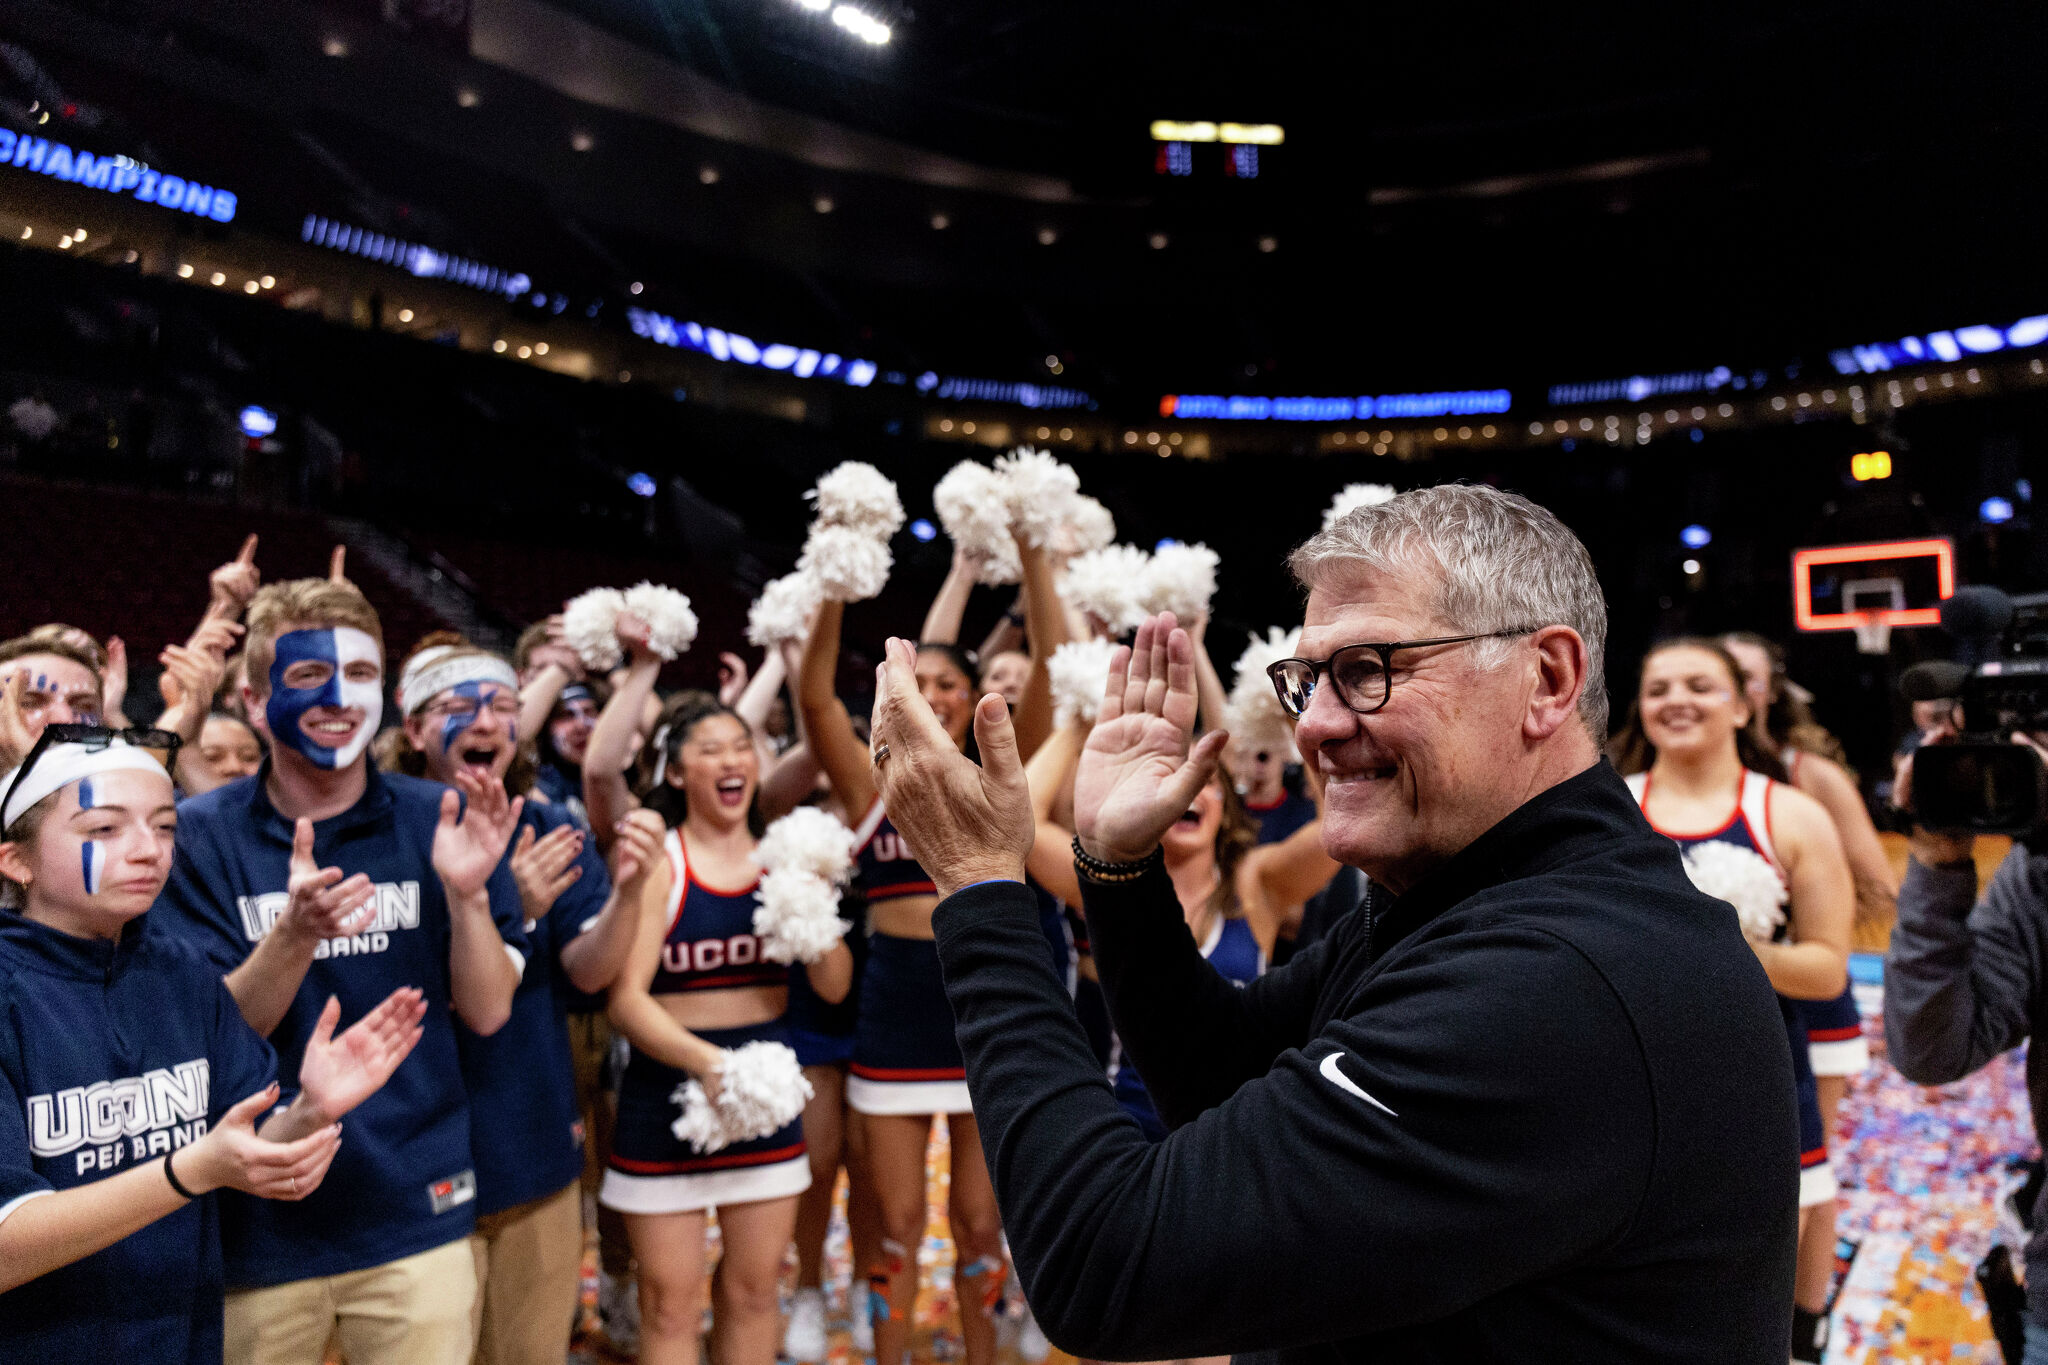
[1150,120,1282,181]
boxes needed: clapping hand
[867,637,1032,899]
[99,636,129,723]
[296,989,428,1122]
[1072,613,1230,864]
[511,823,585,919]
[282,817,378,943]
[608,809,667,891]
[432,773,524,899]
[180,1084,342,1200]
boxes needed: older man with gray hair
[867,483,1798,1362]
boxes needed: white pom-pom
[560,588,628,671]
[1048,637,1119,730]
[1139,542,1220,621]
[1055,494,1117,556]
[621,583,699,661]
[800,525,893,603]
[807,462,905,539]
[933,461,1020,584]
[1058,545,1151,635]
[1222,625,1302,755]
[1679,841,1788,942]
[755,806,858,882]
[1230,626,1302,696]
[747,573,822,650]
[754,868,850,964]
[668,1041,813,1152]
[1323,483,1398,530]
[995,448,1082,548]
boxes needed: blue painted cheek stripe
[441,681,488,753]
[76,777,100,894]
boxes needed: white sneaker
[850,1295,875,1354]
[784,1287,828,1363]
[598,1270,640,1356]
[1017,1308,1050,1364]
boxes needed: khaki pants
[225,1239,477,1365]
[568,1009,630,1277]
[468,1181,584,1365]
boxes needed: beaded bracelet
[1071,837,1162,885]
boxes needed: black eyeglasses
[1265,629,1543,718]
[3,724,182,830]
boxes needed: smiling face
[0,767,177,934]
[548,691,599,767]
[980,651,1031,707]
[916,650,976,749]
[407,680,519,788]
[1290,562,1542,894]
[197,714,264,783]
[666,711,758,829]
[252,624,385,774]
[1637,644,1750,762]
[0,652,102,739]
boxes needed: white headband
[2,743,170,833]
[398,651,519,717]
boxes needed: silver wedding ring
[872,743,891,766]
[290,1176,299,1196]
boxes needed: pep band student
[867,483,1805,1364]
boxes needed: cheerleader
[597,685,853,1365]
[798,597,1009,1365]
[1613,638,1852,1365]
[0,728,421,1362]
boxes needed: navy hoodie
[0,912,276,1363]
[151,764,526,1286]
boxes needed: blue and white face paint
[76,776,102,894]
[438,680,516,754]
[266,627,384,771]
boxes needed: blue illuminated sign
[0,131,236,222]
[1831,313,2048,375]
[1981,497,2016,525]
[301,215,531,298]
[627,308,876,388]
[1548,367,1737,407]
[914,372,1094,410]
[238,406,278,438]
[1160,390,1510,422]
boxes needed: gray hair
[1287,483,1610,741]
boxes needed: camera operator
[1885,707,2048,1359]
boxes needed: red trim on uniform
[1799,1146,1828,1169]
[851,1063,968,1081]
[867,880,939,900]
[609,1141,807,1175]
[1243,793,1285,812]
[1809,1025,1863,1042]
[1636,770,1745,842]
[671,970,790,990]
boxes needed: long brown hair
[1209,775,1259,922]
[1609,637,1790,783]
[1722,631,1851,767]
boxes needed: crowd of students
[0,469,1891,1365]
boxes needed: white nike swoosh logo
[1319,1052,1398,1117]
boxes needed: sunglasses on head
[2,724,182,829]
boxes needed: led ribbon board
[0,131,236,222]
[913,373,1094,410]
[1830,313,2048,375]
[1792,538,1955,631]
[1160,391,1511,421]
[627,307,876,387]
[301,215,531,299]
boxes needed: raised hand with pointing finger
[281,817,379,944]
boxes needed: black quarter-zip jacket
[932,761,1797,1363]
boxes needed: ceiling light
[1148,232,1169,249]
[534,342,549,355]
[322,36,348,58]
[398,309,414,322]
[829,5,892,43]
[1037,226,1057,245]
[699,166,720,184]
[72,229,87,242]
[243,280,259,294]
[123,249,138,263]
[493,339,508,353]
[457,89,479,108]
[259,275,275,289]
[1059,428,1072,440]
[210,272,226,286]
[814,195,835,214]
[930,212,950,230]
[571,131,594,152]
[517,345,532,358]
[17,227,28,240]
[1258,235,1277,252]
[177,263,193,277]
[796,0,830,10]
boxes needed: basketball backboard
[1792,537,1955,633]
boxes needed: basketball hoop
[1852,611,1893,656]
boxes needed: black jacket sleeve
[934,878,1656,1360]
[1082,862,1337,1128]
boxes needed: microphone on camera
[1941,586,2015,667]
[1900,660,1969,702]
